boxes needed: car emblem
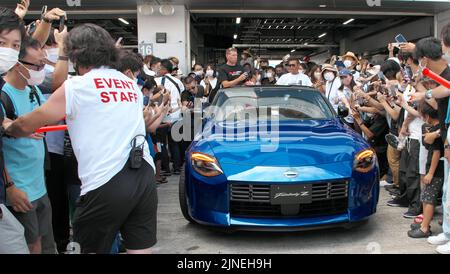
[284,170,298,178]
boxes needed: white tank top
[64,67,155,195]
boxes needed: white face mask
[266,72,273,78]
[324,72,335,82]
[45,48,59,64]
[19,63,46,86]
[194,70,203,77]
[0,47,19,74]
[343,60,353,68]
[205,69,214,77]
[444,49,450,64]
[356,65,361,71]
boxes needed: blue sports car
[179,86,379,231]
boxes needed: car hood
[202,119,368,167]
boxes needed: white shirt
[200,78,218,91]
[64,68,155,195]
[402,85,424,140]
[155,74,184,122]
[325,77,342,112]
[276,72,312,86]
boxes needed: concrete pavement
[152,176,442,254]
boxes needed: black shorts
[72,160,157,254]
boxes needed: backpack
[0,83,51,170]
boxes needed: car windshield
[210,88,334,122]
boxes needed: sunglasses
[19,60,45,71]
[288,64,297,67]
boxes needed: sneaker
[385,133,399,149]
[162,170,172,176]
[436,242,450,254]
[428,233,450,245]
[387,198,408,207]
[389,189,401,196]
[403,211,420,219]
[408,227,431,238]
[384,184,397,191]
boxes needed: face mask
[266,72,273,78]
[324,72,335,82]
[343,60,353,68]
[194,70,203,77]
[205,70,214,77]
[314,72,322,79]
[356,65,361,71]
[0,47,19,74]
[45,48,59,64]
[18,63,46,86]
[444,50,450,64]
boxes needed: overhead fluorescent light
[291,49,296,53]
[236,17,241,24]
[343,18,355,25]
[118,18,129,25]
[319,4,327,8]
[304,42,308,45]
[318,32,327,38]
[233,34,238,39]
[290,26,294,29]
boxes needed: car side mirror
[337,105,349,118]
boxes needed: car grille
[230,181,348,218]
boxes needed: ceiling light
[291,49,296,53]
[233,34,238,39]
[236,17,241,24]
[318,32,327,38]
[118,18,129,25]
[290,26,294,29]
[343,18,355,25]
[319,4,327,8]
[304,42,308,45]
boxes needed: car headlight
[191,152,224,177]
[353,149,376,173]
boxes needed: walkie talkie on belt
[129,135,145,169]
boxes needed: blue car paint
[183,98,379,230]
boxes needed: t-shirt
[155,74,184,122]
[64,67,155,196]
[200,78,218,91]
[325,77,342,112]
[403,85,424,140]
[217,64,245,87]
[276,72,313,87]
[0,77,4,204]
[1,83,47,202]
[367,114,389,154]
[422,124,444,178]
[437,66,450,142]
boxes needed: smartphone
[388,85,397,97]
[41,5,47,18]
[377,71,386,84]
[58,16,65,32]
[335,60,345,68]
[395,34,408,44]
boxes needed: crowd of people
[0,0,449,254]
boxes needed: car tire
[179,165,196,224]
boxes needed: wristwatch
[425,89,433,100]
[41,16,52,24]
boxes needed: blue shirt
[1,83,47,202]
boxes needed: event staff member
[3,24,157,254]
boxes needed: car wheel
[179,165,196,224]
